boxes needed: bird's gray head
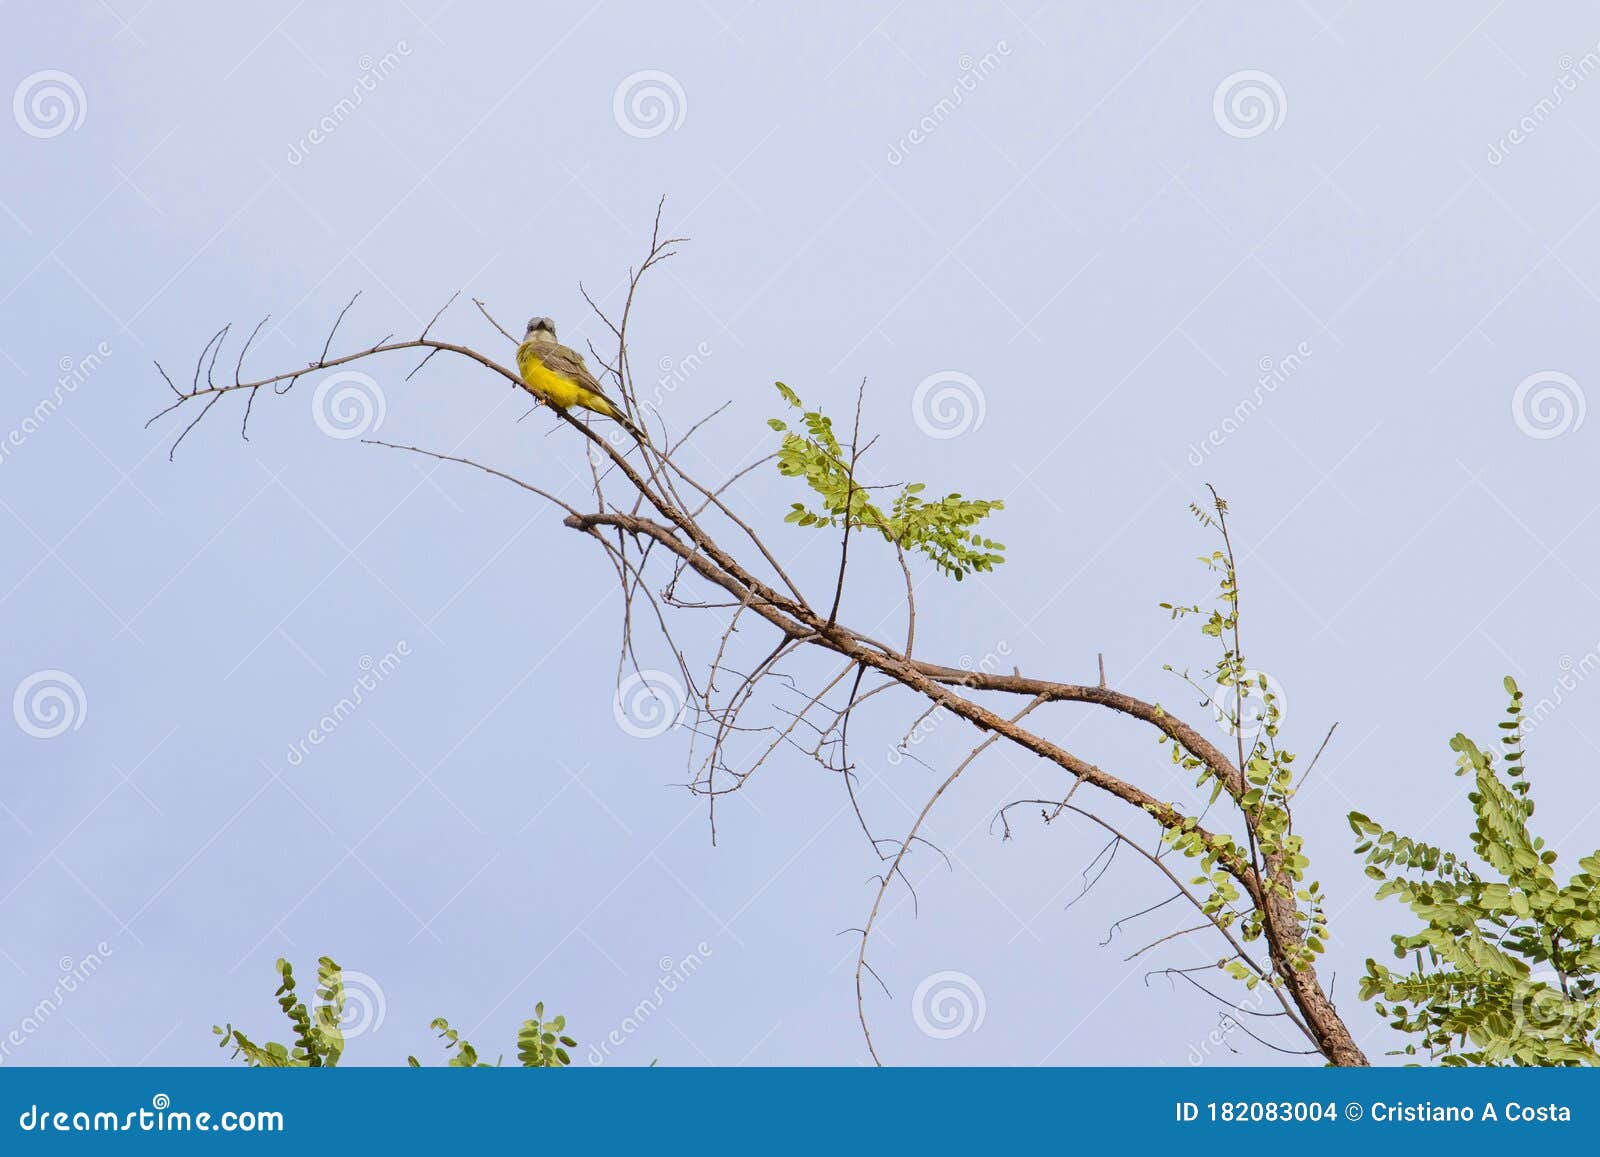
[524,316,557,342]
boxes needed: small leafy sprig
[216,957,577,1069]
[1155,497,1323,988]
[516,1003,577,1067]
[1351,677,1600,1065]
[769,383,1004,580]
[419,1017,485,1068]
[212,956,346,1068]
[406,1005,576,1067]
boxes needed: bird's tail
[618,412,649,444]
[595,395,649,445]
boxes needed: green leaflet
[769,384,1005,580]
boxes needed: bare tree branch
[146,205,1368,1069]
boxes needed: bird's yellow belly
[517,346,586,409]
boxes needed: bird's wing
[544,342,625,405]
[529,342,590,388]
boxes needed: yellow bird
[516,316,646,442]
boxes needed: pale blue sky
[3,2,1599,1067]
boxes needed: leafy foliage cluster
[1351,677,1600,1065]
[214,957,575,1068]
[1158,501,1325,990]
[768,383,1004,580]
[418,1005,576,1069]
[213,957,347,1067]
